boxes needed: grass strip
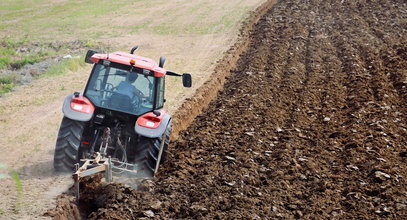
[0,74,15,96]
[10,170,23,213]
[41,56,86,78]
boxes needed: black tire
[134,121,171,175]
[53,117,85,172]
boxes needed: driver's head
[127,73,138,83]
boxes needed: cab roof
[90,52,167,77]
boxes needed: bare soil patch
[0,1,267,219]
[47,0,406,219]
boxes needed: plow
[72,153,113,201]
[53,46,191,201]
[72,124,169,201]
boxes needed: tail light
[137,110,165,129]
[70,96,95,114]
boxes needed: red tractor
[53,46,191,178]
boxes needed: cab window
[156,77,165,109]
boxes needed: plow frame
[72,153,113,201]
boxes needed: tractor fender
[62,94,94,122]
[135,110,171,138]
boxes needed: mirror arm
[166,71,182,77]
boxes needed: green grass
[0,48,16,56]
[0,0,46,11]
[0,74,16,96]
[41,56,86,78]
[1,0,253,40]
[1,0,128,40]
[11,171,23,196]
[0,75,14,84]
[11,55,42,69]
[0,34,100,96]
[0,37,52,70]
[0,54,86,97]
[84,39,97,48]
[0,83,14,96]
[10,170,23,213]
[147,4,252,35]
[0,36,28,48]
[33,145,40,153]
[0,208,5,215]
[0,57,11,69]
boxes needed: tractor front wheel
[53,117,85,172]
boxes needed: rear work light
[70,96,95,114]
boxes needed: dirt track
[47,0,406,219]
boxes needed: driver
[116,73,145,99]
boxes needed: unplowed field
[48,0,406,219]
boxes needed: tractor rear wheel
[134,121,171,176]
[53,117,85,172]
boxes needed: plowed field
[48,0,406,219]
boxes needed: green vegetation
[12,55,42,69]
[11,171,23,196]
[0,37,51,70]
[84,39,97,48]
[0,74,16,96]
[0,0,127,40]
[1,0,253,40]
[147,4,252,35]
[10,170,23,213]
[41,56,86,78]
[0,0,43,11]
[33,144,40,153]
[0,208,5,215]
[0,33,98,96]
[0,57,11,69]
[0,47,16,56]
[0,83,14,96]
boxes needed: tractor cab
[82,49,191,116]
[84,62,160,115]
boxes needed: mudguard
[62,94,94,122]
[135,110,171,138]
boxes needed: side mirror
[85,50,98,64]
[182,73,192,87]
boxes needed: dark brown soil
[47,0,407,219]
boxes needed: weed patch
[0,57,11,69]
[0,74,16,96]
[0,47,16,56]
[0,36,105,96]
[42,56,85,78]
[84,39,97,48]
[10,170,23,213]
[0,37,50,70]
[10,54,42,69]
[0,83,14,96]
[11,171,23,196]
